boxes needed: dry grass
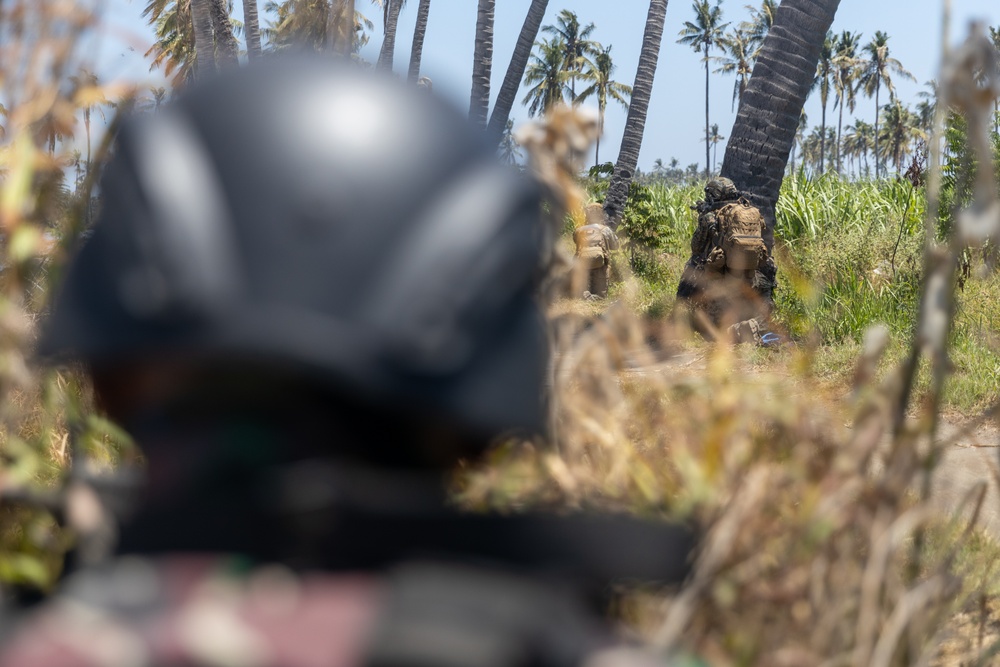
[480,22,1000,666]
[457,290,1000,666]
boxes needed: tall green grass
[776,174,924,241]
[605,174,1000,413]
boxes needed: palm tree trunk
[210,0,239,67]
[407,0,432,82]
[328,0,355,55]
[595,109,604,167]
[487,0,549,144]
[469,0,495,129]
[873,81,881,179]
[704,41,710,180]
[719,0,841,250]
[84,108,91,172]
[377,0,404,71]
[819,97,827,173]
[243,0,262,60]
[191,0,216,79]
[836,100,844,174]
[603,0,669,228]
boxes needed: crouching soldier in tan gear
[675,177,778,344]
[573,203,619,299]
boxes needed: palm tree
[521,37,568,117]
[244,0,263,59]
[191,0,215,78]
[709,123,725,173]
[542,9,598,101]
[859,31,914,179]
[789,110,807,173]
[677,0,728,180]
[713,26,753,111]
[469,0,495,128]
[576,44,632,167]
[266,1,378,54]
[832,30,860,174]
[719,0,841,249]
[603,0,669,227]
[812,31,834,173]
[879,101,923,174]
[210,0,240,67]
[144,0,195,87]
[802,125,835,175]
[741,0,777,59]
[328,0,355,53]
[407,0,431,82]
[499,119,521,165]
[35,110,74,155]
[70,70,109,169]
[990,26,1000,135]
[487,0,549,143]
[915,80,937,138]
[376,0,405,70]
[150,86,169,111]
[844,119,874,177]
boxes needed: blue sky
[97,0,998,172]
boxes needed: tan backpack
[574,225,607,269]
[716,200,766,271]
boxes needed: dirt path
[928,421,1000,535]
[619,349,1000,538]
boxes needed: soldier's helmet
[38,58,548,450]
[704,177,738,201]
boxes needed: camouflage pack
[574,225,608,269]
[716,200,766,271]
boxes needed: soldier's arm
[690,212,717,257]
[603,227,620,251]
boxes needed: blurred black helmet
[39,58,548,440]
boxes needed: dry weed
[461,21,1000,666]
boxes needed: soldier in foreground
[0,60,694,666]
[573,203,620,299]
[675,177,777,344]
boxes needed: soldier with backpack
[676,177,777,343]
[573,203,619,299]
[0,58,695,667]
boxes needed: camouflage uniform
[574,226,619,299]
[676,178,777,343]
[0,550,651,667]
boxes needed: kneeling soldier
[676,177,777,343]
[573,203,619,299]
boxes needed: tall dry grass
[467,21,1000,666]
[0,0,136,591]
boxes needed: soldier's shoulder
[0,556,382,667]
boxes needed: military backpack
[574,225,608,269]
[716,199,767,272]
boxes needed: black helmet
[39,58,548,440]
[704,177,738,201]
